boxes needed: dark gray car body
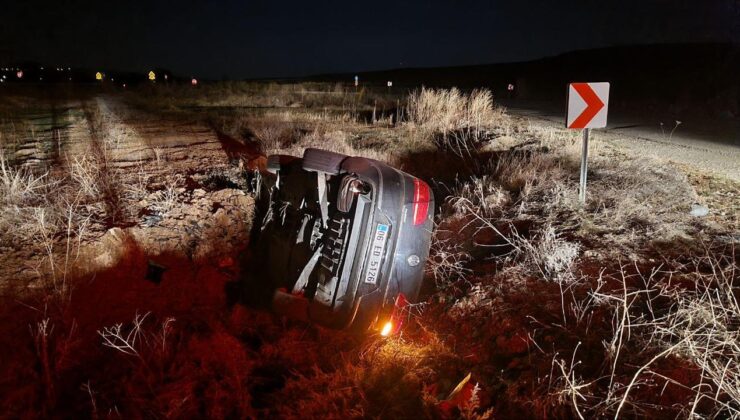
[248,148,434,333]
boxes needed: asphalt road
[501,101,740,181]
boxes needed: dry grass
[265,126,389,162]
[517,225,581,283]
[149,176,181,217]
[0,97,147,292]
[407,88,506,156]
[663,251,739,417]
[427,90,737,417]
[68,155,101,200]
[221,85,736,416]
[442,136,698,252]
[123,81,395,128]
[1,83,737,418]
[0,153,92,296]
[0,152,49,207]
[426,226,472,290]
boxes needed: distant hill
[313,43,740,119]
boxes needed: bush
[407,88,504,156]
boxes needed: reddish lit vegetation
[0,84,737,418]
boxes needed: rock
[690,204,709,217]
[107,227,126,242]
[142,214,163,227]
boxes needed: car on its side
[245,148,434,335]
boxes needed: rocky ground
[0,96,255,292]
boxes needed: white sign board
[566,82,609,129]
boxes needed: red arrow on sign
[568,83,605,129]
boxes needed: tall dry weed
[407,88,503,156]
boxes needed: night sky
[2,0,738,79]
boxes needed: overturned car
[245,148,434,334]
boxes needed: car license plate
[364,224,389,285]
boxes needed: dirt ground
[0,85,737,418]
[1,96,255,288]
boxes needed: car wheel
[302,148,347,174]
[266,154,300,174]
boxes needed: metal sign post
[579,128,589,204]
[566,82,610,205]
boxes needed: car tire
[266,154,300,174]
[302,148,347,174]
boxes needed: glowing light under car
[380,321,393,337]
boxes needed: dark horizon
[2,41,737,83]
[2,0,738,80]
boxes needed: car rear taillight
[412,178,430,226]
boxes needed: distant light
[387,81,392,87]
[40,66,44,70]
[122,83,126,88]
[68,67,71,71]
[68,78,72,81]
[148,70,156,81]
[191,78,198,86]
[16,70,23,79]
[111,78,114,81]
[164,74,168,80]
[95,72,103,81]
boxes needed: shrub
[407,88,504,156]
